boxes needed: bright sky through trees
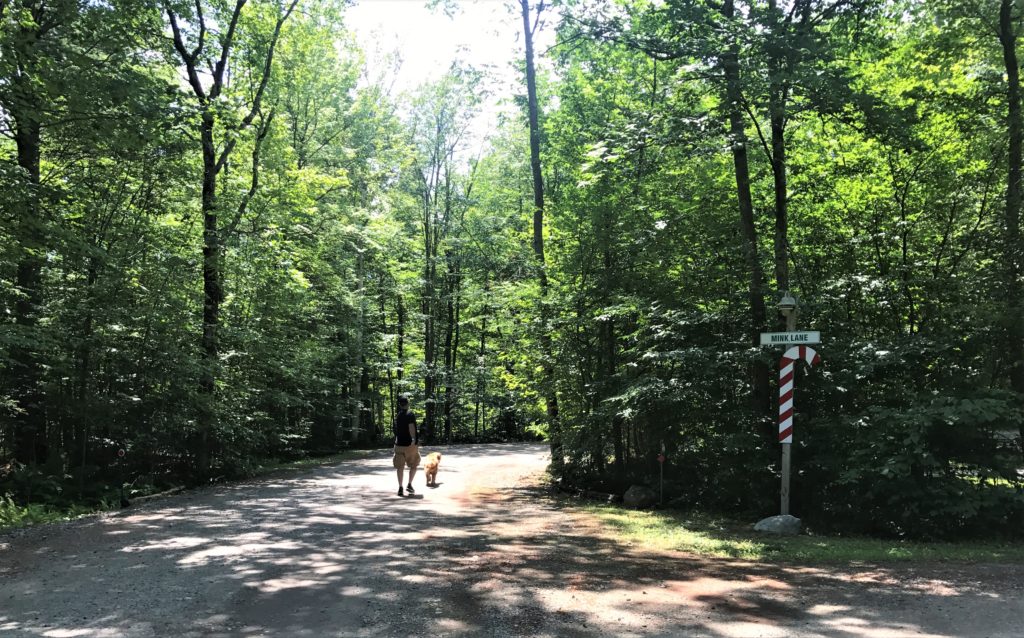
[344,0,555,150]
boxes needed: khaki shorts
[393,445,420,469]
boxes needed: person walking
[392,394,420,496]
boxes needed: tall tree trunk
[166,0,297,471]
[197,113,222,472]
[768,6,790,301]
[443,255,456,445]
[451,262,461,441]
[397,294,406,384]
[358,362,371,442]
[722,0,770,419]
[10,109,44,465]
[442,254,462,445]
[475,276,489,439]
[355,247,370,443]
[75,262,99,493]
[600,239,624,473]
[605,318,624,473]
[999,0,1024,457]
[381,290,395,436]
[423,208,437,443]
[521,0,561,462]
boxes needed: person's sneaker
[397,487,404,497]
[406,484,415,495]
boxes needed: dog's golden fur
[423,452,442,487]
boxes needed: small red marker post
[116,448,127,507]
[657,444,666,505]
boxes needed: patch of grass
[1,493,106,531]
[582,505,1024,564]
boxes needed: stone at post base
[622,485,658,509]
[754,514,802,535]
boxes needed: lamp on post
[778,290,797,516]
[778,291,798,332]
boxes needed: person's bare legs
[406,464,418,494]
[396,466,405,493]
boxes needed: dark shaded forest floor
[1,443,1022,637]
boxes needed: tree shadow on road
[1,443,1021,638]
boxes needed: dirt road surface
[2,442,1022,637]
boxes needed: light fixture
[778,291,798,313]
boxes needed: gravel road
[2,442,1023,637]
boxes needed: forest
[2,0,1023,540]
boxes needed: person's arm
[408,414,418,445]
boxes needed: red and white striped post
[779,345,820,515]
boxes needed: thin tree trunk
[521,0,560,461]
[766,0,794,305]
[166,0,297,471]
[768,43,789,299]
[442,254,462,445]
[197,113,222,472]
[355,247,369,443]
[443,255,455,445]
[475,276,489,439]
[475,317,485,438]
[722,0,770,418]
[381,290,395,438]
[74,261,99,494]
[423,237,436,443]
[397,294,406,383]
[451,261,461,442]
[10,104,44,465]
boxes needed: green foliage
[542,0,1024,540]
[802,349,1024,539]
[0,493,52,529]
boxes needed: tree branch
[166,7,208,101]
[239,0,300,127]
[740,98,773,164]
[192,0,206,61]
[214,138,237,175]
[226,109,274,237]
[211,0,247,99]
[531,0,545,37]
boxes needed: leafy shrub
[0,493,52,529]
[798,336,1024,539]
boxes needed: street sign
[759,331,820,346]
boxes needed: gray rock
[754,514,802,535]
[622,485,658,509]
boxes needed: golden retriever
[423,452,442,487]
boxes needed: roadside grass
[1,494,102,530]
[582,505,1024,564]
[0,447,381,532]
